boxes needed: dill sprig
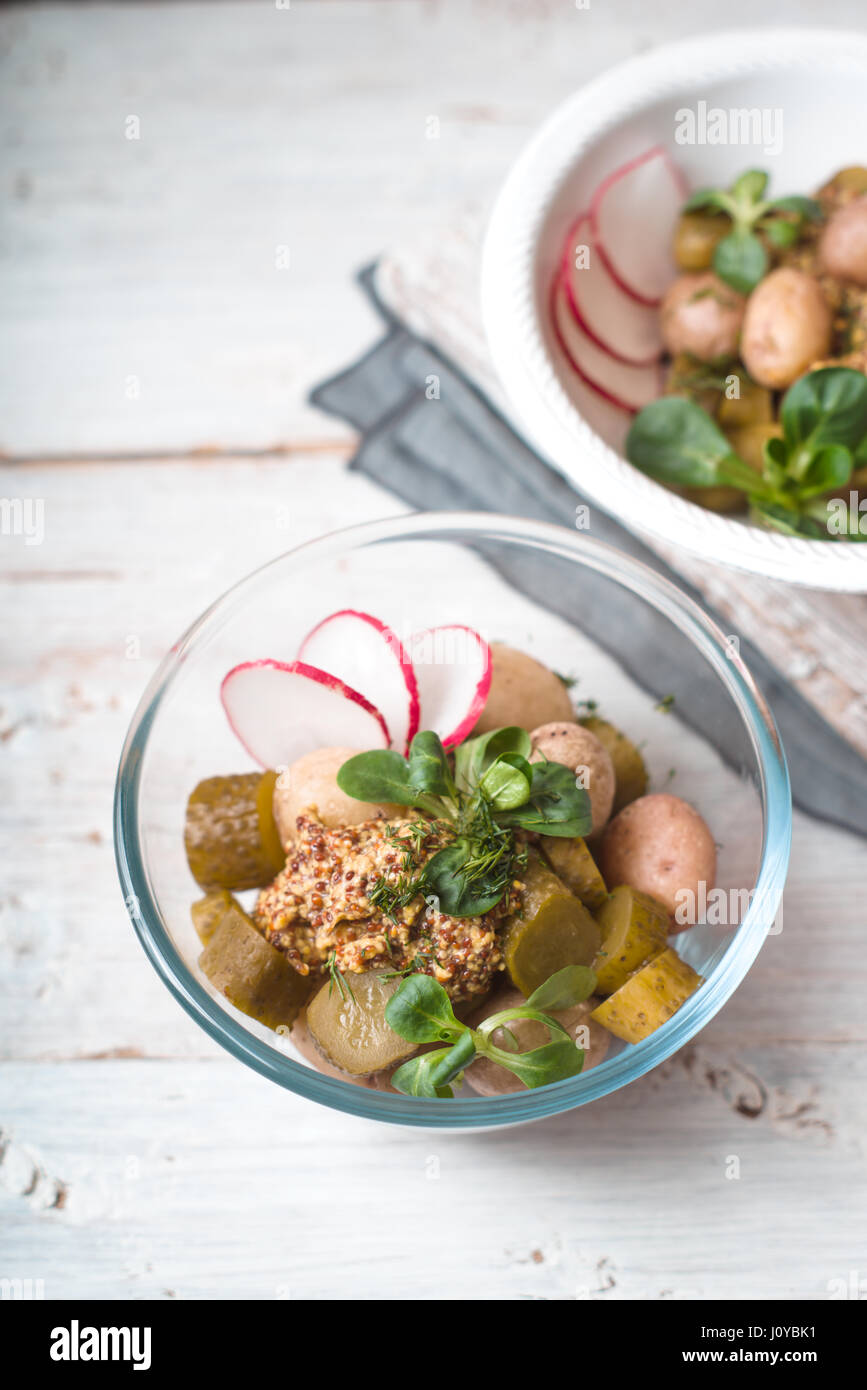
[326,950,355,1003]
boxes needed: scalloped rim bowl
[481,28,867,592]
[114,513,791,1130]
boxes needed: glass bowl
[114,512,791,1130]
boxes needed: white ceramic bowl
[481,28,867,592]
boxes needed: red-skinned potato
[599,793,716,929]
[273,746,402,846]
[529,721,615,834]
[473,644,574,735]
[819,197,867,287]
[660,272,745,363]
[740,268,832,389]
[463,987,610,1096]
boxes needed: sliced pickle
[503,856,601,997]
[306,969,416,1077]
[199,899,312,1030]
[590,947,703,1043]
[541,836,607,911]
[190,889,234,945]
[723,422,782,474]
[673,210,730,271]
[578,716,648,815]
[184,771,284,891]
[593,885,669,996]
[717,379,774,430]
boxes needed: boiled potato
[504,855,601,996]
[541,836,607,911]
[819,197,867,287]
[590,948,703,1043]
[273,746,402,845]
[530,721,615,834]
[473,644,574,735]
[660,272,746,363]
[578,716,648,814]
[599,793,716,926]
[464,987,610,1096]
[741,267,832,389]
[819,166,867,205]
[593,885,669,995]
[306,969,416,1076]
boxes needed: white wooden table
[2,0,866,1302]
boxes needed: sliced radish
[298,609,420,756]
[221,659,389,770]
[590,146,685,307]
[408,624,492,748]
[562,213,663,366]
[550,276,662,413]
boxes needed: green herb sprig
[626,367,867,541]
[337,727,592,918]
[684,169,822,293]
[384,965,597,1098]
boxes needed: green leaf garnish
[713,229,767,294]
[626,367,867,543]
[680,168,822,292]
[386,970,590,1099]
[525,964,597,1012]
[338,727,590,919]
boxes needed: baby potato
[473,643,574,735]
[273,746,402,846]
[740,267,832,389]
[660,272,746,363]
[529,720,615,834]
[464,988,610,1096]
[599,793,716,926]
[819,197,867,288]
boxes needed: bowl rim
[480,26,867,592]
[114,511,792,1129]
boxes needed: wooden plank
[7,0,865,457]
[1,1050,865,1300]
[3,0,867,1303]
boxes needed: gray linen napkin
[310,267,867,837]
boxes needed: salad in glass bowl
[115,515,790,1127]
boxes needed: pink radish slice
[590,146,685,307]
[298,609,420,756]
[550,276,662,413]
[220,659,389,770]
[408,625,492,748]
[562,214,663,366]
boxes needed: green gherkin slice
[541,836,607,911]
[198,899,312,1030]
[579,716,648,815]
[503,856,601,997]
[190,889,235,945]
[184,771,284,890]
[306,970,417,1077]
